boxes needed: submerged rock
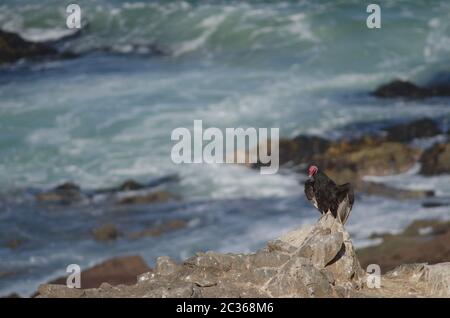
[92,223,121,242]
[5,238,23,249]
[372,79,450,98]
[372,80,430,98]
[128,219,188,239]
[0,29,58,64]
[117,191,172,205]
[419,142,450,175]
[36,182,84,204]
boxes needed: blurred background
[0,0,449,297]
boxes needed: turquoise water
[0,0,450,296]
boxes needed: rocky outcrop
[372,80,450,98]
[419,142,450,175]
[36,214,364,298]
[36,215,450,298]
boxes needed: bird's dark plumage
[304,169,354,224]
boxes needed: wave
[0,0,320,57]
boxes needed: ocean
[0,0,450,296]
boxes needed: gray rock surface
[36,213,450,298]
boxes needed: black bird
[304,165,354,225]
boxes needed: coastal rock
[279,135,331,166]
[35,216,450,298]
[0,29,58,65]
[372,79,450,98]
[316,139,418,181]
[357,181,434,200]
[357,220,450,273]
[39,255,151,292]
[419,142,450,175]
[36,213,364,298]
[128,219,188,239]
[117,190,172,205]
[92,223,121,242]
[372,80,429,98]
[384,118,442,142]
[36,182,84,204]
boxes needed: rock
[279,135,331,166]
[118,180,144,191]
[36,182,83,204]
[117,191,171,205]
[36,213,365,298]
[35,215,450,298]
[357,181,434,199]
[128,219,188,239]
[0,29,58,65]
[372,79,450,98]
[357,220,450,273]
[422,201,450,208]
[1,293,20,298]
[92,223,120,242]
[38,255,151,292]
[5,238,23,249]
[384,118,442,142]
[419,142,450,175]
[316,140,419,181]
[372,80,430,98]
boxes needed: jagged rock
[35,215,450,298]
[92,223,121,242]
[420,142,450,175]
[36,213,365,298]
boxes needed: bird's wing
[304,179,319,210]
[336,183,354,225]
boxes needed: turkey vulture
[304,165,354,225]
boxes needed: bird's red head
[308,165,318,177]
